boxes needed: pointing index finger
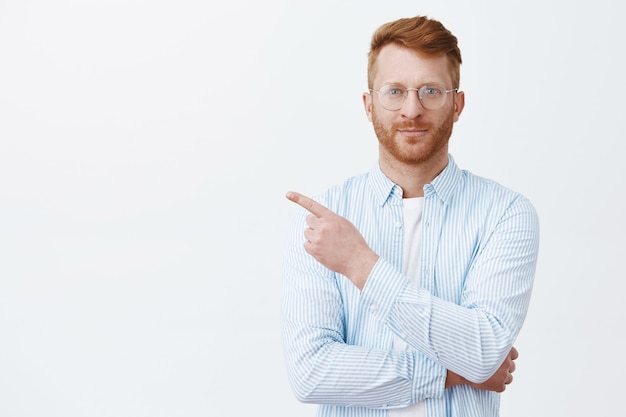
[285,191,331,218]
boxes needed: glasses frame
[369,84,459,111]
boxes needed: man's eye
[388,88,404,96]
[424,87,442,95]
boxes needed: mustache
[394,122,431,130]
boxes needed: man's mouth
[398,127,428,138]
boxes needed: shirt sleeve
[281,209,447,408]
[360,195,540,383]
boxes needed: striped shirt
[282,155,540,417]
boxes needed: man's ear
[363,92,373,122]
[453,90,465,122]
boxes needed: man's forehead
[374,45,452,85]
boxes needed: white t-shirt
[389,197,426,417]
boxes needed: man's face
[363,44,464,166]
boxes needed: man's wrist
[445,370,467,389]
[349,252,379,290]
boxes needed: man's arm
[282,197,446,407]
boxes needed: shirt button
[395,222,402,228]
[369,304,378,312]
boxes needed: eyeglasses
[369,84,458,111]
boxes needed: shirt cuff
[359,257,408,322]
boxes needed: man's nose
[400,90,424,118]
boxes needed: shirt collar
[368,154,462,207]
[426,154,462,205]
[368,162,400,207]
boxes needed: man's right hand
[446,347,519,393]
[285,191,379,290]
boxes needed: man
[282,15,539,417]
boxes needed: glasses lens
[378,85,407,111]
[418,85,446,110]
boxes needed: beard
[372,107,455,165]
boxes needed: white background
[0,1,624,416]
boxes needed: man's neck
[379,152,448,198]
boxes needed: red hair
[367,16,462,88]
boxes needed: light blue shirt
[282,155,540,417]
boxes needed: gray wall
[0,1,622,416]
